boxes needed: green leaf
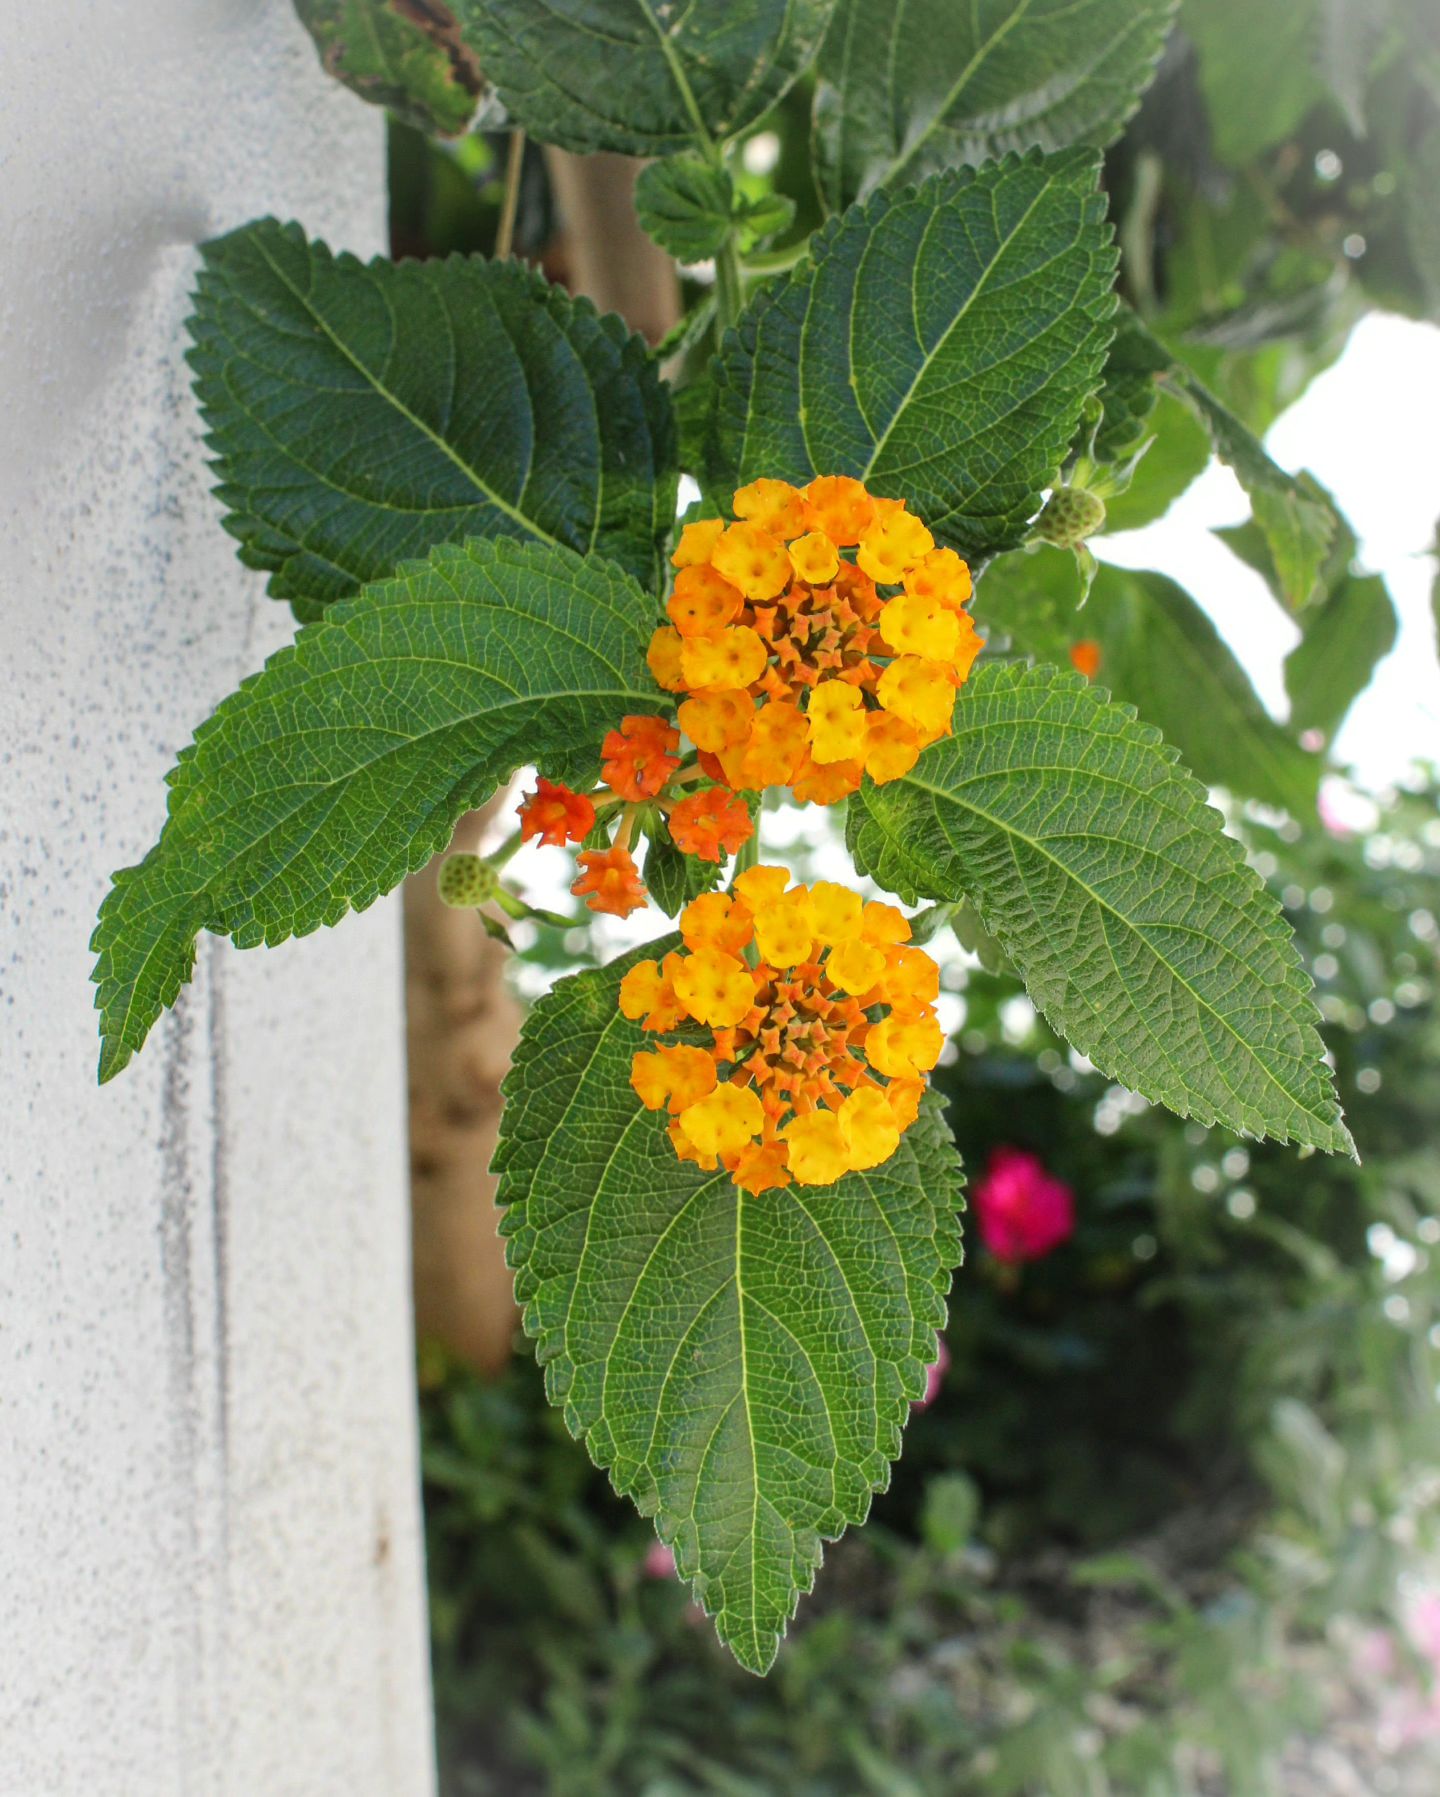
[493,943,965,1674]
[813,0,1176,211]
[634,152,735,262]
[293,0,490,136]
[1284,573,1398,743]
[91,539,661,1082]
[708,149,1118,567]
[643,824,722,918]
[1181,0,1325,168]
[190,218,677,618]
[847,663,1352,1154]
[1081,565,1321,816]
[452,0,837,156]
[1133,324,1337,606]
[978,551,1319,814]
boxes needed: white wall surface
[0,4,436,1792]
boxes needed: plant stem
[495,128,527,261]
[715,235,744,339]
[488,826,524,868]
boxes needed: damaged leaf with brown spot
[294,0,490,137]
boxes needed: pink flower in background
[915,1337,950,1410]
[1408,1591,1440,1667]
[973,1147,1076,1263]
[643,1540,677,1580]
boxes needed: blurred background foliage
[326,0,1440,1786]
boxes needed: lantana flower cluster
[648,476,980,802]
[622,866,943,1191]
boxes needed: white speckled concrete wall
[0,4,436,1791]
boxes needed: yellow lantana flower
[622,867,942,1191]
[654,477,979,807]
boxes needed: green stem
[715,235,744,340]
[488,826,524,868]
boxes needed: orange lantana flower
[572,844,647,917]
[656,479,979,804]
[621,867,942,1191]
[668,787,754,862]
[518,777,597,846]
[601,715,681,802]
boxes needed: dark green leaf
[708,150,1118,567]
[643,824,722,918]
[453,0,837,156]
[190,218,677,617]
[1181,0,1325,168]
[813,0,1175,211]
[92,539,661,1081]
[494,943,965,1674]
[293,0,491,136]
[635,152,735,262]
[1284,573,1398,742]
[847,663,1352,1154]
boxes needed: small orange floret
[680,891,754,956]
[668,787,754,862]
[678,686,752,752]
[731,1138,792,1195]
[668,564,743,636]
[631,1044,718,1115]
[672,517,726,568]
[518,776,596,846]
[804,475,875,545]
[711,522,792,601]
[1070,638,1102,679]
[647,625,687,692]
[618,953,688,1031]
[601,714,681,801]
[733,478,808,539]
[572,844,647,917]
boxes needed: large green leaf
[92,539,661,1082]
[813,0,1175,211]
[708,150,1118,567]
[452,0,836,156]
[293,0,490,136]
[847,664,1352,1155]
[494,943,965,1674]
[1284,573,1398,743]
[190,218,677,618]
[978,554,1321,816]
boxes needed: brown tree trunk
[406,149,680,1375]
